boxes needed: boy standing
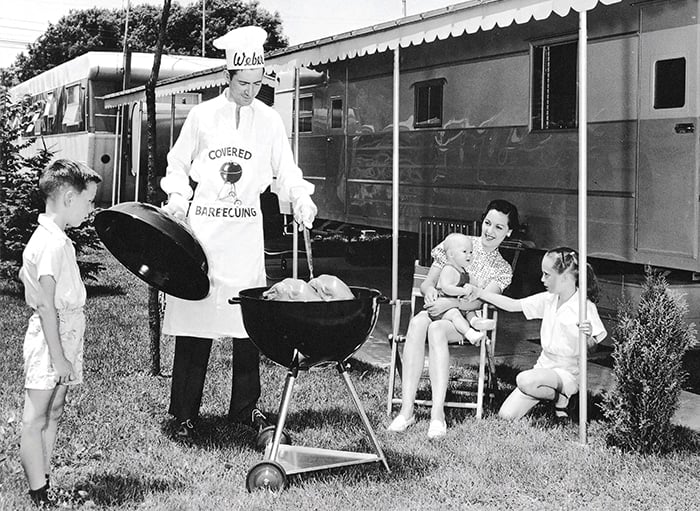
[18,159,100,507]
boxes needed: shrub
[601,268,697,454]
[0,90,103,284]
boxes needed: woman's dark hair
[481,199,520,231]
[545,247,600,303]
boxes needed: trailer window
[413,78,445,128]
[292,94,313,133]
[63,84,82,126]
[331,97,343,129]
[531,41,577,130]
[654,57,685,109]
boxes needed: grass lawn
[1,249,699,510]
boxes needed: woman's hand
[423,285,439,305]
[424,296,455,316]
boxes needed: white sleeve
[269,114,314,202]
[160,110,198,200]
[587,302,607,342]
[520,292,547,320]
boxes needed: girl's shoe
[427,419,447,439]
[387,414,415,432]
[554,407,571,425]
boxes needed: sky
[0,0,462,68]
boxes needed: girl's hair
[481,199,520,232]
[545,247,600,303]
[39,159,101,199]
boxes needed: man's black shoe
[176,419,196,439]
[250,408,271,431]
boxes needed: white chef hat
[213,26,267,70]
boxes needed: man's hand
[292,193,317,230]
[162,193,188,220]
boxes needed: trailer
[9,51,223,206]
[267,0,700,275]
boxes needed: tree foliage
[601,268,697,454]
[0,90,102,284]
[5,0,287,84]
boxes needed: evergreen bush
[0,90,103,285]
[601,268,697,454]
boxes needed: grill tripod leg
[337,363,390,473]
[267,367,297,462]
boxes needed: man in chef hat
[160,25,317,439]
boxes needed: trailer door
[636,7,699,266]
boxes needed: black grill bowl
[231,287,386,369]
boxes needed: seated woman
[387,199,520,439]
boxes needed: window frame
[530,38,578,131]
[62,83,83,127]
[295,93,313,133]
[653,57,686,110]
[412,78,446,129]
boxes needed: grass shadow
[79,471,179,507]
[282,450,434,490]
[160,415,259,450]
[284,406,376,431]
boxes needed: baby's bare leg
[442,308,470,336]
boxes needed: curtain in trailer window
[62,84,83,127]
[531,41,577,130]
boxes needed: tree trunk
[145,0,172,376]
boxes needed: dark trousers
[168,336,261,423]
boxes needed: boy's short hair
[39,159,102,199]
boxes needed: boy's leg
[228,337,261,424]
[21,389,55,490]
[42,385,68,476]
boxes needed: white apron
[162,118,267,339]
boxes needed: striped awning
[265,0,622,70]
[104,0,621,107]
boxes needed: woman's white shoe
[387,415,415,432]
[427,419,447,439]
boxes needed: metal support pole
[391,45,400,341]
[292,67,301,279]
[577,11,589,445]
[111,106,121,206]
[201,0,206,57]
